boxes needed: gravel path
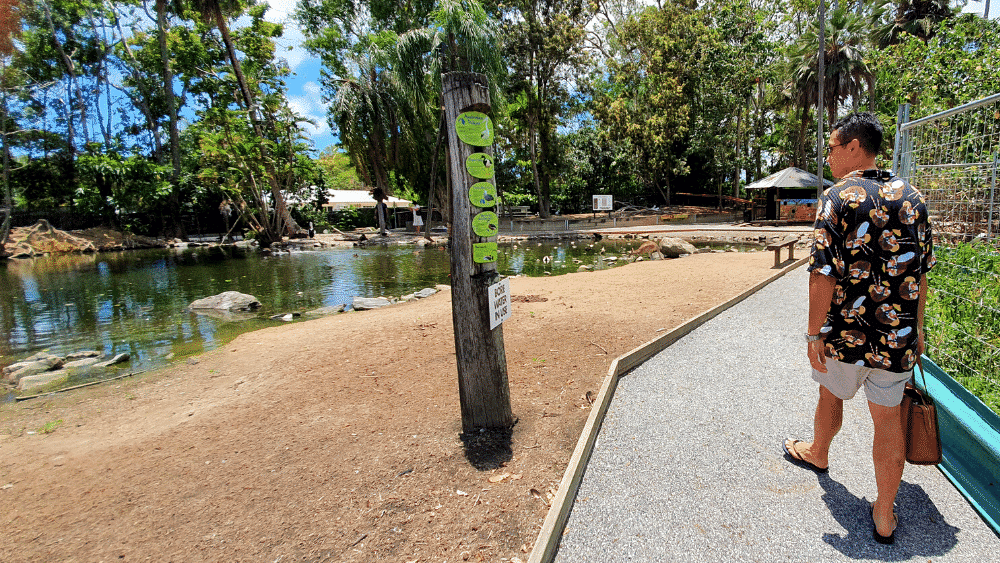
[555,265,996,562]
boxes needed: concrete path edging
[527,256,810,563]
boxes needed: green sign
[455,112,493,146]
[469,182,497,208]
[473,242,498,264]
[472,211,499,237]
[466,153,496,179]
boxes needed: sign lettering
[488,277,511,330]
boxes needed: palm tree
[870,0,953,48]
[186,0,303,242]
[788,6,874,164]
[329,42,401,236]
[392,0,507,220]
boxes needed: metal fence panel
[895,93,1000,247]
[894,93,1000,396]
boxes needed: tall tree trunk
[41,1,79,197]
[424,109,446,240]
[213,10,301,240]
[1,90,12,254]
[733,105,742,203]
[527,118,544,217]
[158,0,184,238]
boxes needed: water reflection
[1,240,644,393]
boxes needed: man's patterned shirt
[808,170,936,373]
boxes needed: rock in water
[657,237,698,258]
[352,297,392,311]
[189,291,261,311]
[3,354,64,383]
[96,353,130,368]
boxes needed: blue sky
[262,0,337,154]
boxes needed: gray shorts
[812,359,911,407]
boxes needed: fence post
[442,72,514,432]
[990,153,998,241]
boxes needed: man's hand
[808,339,828,373]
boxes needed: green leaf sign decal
[473,242,498,263]
[465,152,495,179]
[455,112,493,146]
[469,182,497,208]
[472,211,499,237]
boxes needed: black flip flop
[782,439,829,473]
[871,504,897,545]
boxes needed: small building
[745,167,833,222]
[320,189,412,210]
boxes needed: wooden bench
[502,205,532,217]
[766,235,799,267]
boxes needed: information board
[455,112,494,146]
[466,153,495,179]
[473,241,498,264]
[472,211,499,237]
[469,182,498,208]
[593,194,613,211]
[488,277,511,330]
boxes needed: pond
[2,238,675,398]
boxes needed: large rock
[657,237,698,258]
[304,304,346,317]
[66,350,101,360]
[95,353,130,368]
[189,291,261,311]
[3,354,64,384]
[17,370,70,393]
[353,297,393,311]
[63,357,101,370]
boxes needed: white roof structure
[745,167,834,190]
[319,189,413,209]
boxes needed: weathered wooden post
[442,72,514,432]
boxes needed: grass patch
[926,242,1000,415]
[38,419,64,434]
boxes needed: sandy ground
[0,249,787,563]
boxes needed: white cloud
[263,0,312,71]
[288,81,331,137]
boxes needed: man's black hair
[831,112,884,157]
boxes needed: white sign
[488,277,511,330]
[593,195,613,211]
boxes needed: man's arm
[917,273,928,356]
[808,271,837,373]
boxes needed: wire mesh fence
[894,93,1000,410]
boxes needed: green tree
[590,1,710,205]
[787,5,873,167]
[502,0,590,218]
[870,0,953,48]
[1,0,23,254]
[871,12,1000,120]
[185,0,303,241]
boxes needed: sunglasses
[825,141,850,158]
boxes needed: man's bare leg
[786,385,842,469]
[869,400,904,537]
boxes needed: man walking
[783,112,935,544]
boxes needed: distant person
[783,112,935,545]
[411,204,423,234]
[371,187,389,236]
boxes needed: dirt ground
[0,249,786,563]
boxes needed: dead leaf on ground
[488,473,510,483]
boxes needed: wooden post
[442,72,514,432]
